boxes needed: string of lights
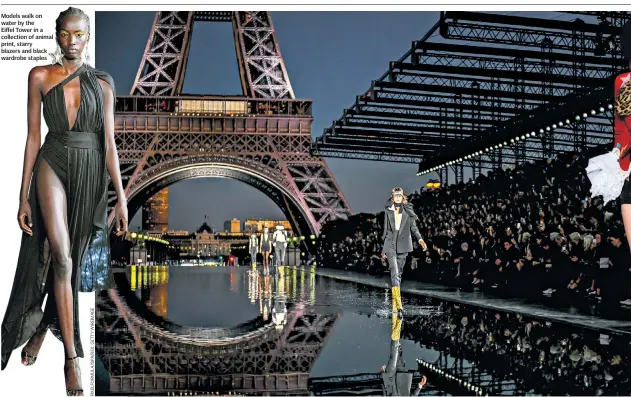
[127,232,170,245]
[417,358,486,396]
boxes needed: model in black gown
[0,7,128,396]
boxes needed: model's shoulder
[28,64,52,83]
[92,68,114,81]
[90,67,116,93]
[615,72,631,88]
[616,71,631,81]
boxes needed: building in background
[163,221,247,258]
[142,188,169,233]
[243,219,292,234]
[224,218,242,233]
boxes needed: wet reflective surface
[96,265,631,396]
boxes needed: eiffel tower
[108,11,351,236]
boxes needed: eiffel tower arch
[108,11,351,236]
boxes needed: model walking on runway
[272,224,288,267]
[616,21,631,252]
[614,20,631,306]
[381,187,427,318]
[260,227,272,275]
[0,7,127,396]
[249,233,259,266]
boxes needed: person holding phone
[381,187,427,318]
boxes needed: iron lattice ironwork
[110,11,350,235]
[312,11,630,184]
[96,289,339,395]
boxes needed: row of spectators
[402,297,630,396]
[316,152,631,308]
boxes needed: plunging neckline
[63,78,82,131]
[42,64,86,131]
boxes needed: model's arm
[18,67,45,235]
[101,82,128,234]
[381,212,388,244]
[410,215,423,242]
[412,375,427,397]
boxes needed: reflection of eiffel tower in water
[96,265,338,395]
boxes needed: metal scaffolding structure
[312,11,630,184]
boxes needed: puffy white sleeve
[586,148,631,205]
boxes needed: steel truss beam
[330,108,612,138]
[440,11,627,54]
[314,11,626,182]
[193,11,233,21]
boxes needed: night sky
[95,11,567,232]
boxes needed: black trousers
[386,252,409,288]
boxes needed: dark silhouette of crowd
[401,298,630,396]
[316,152,631,309]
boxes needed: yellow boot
[391,314,402,341]
[392,286,403,318]
[391,288,397,313]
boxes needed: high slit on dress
[1,64,115,370]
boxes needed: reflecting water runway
[95,265,631,396]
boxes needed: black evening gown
[1,64,115,369]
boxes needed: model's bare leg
[36,160,83,395]
[622,204,631,304]
[263,252,269,275]
[21,327,47,365]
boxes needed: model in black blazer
[380,188,427,318]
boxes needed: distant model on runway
[381,187,427,318]
[260,227,272,275]
[272,224,288,267]
[249,233,259,266]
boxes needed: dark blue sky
[95,11,564,232]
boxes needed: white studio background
[0,5,98,396]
